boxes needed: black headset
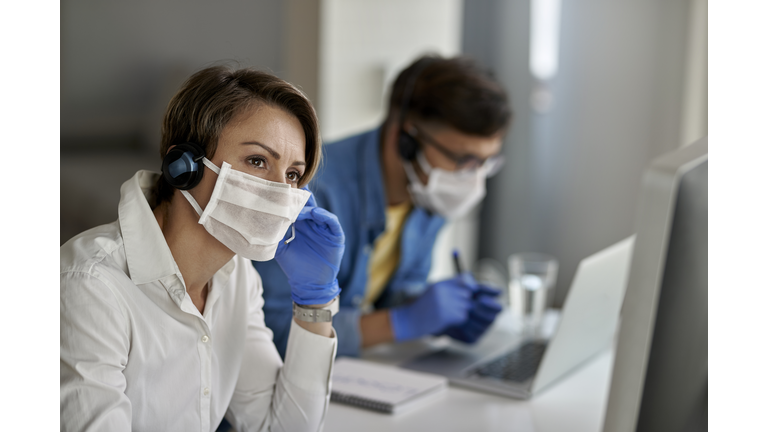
[396,58,438,161]
[161,142,206,190]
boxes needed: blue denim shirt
[253,127,445,358]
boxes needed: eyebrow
[243,141,306,166]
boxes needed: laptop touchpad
[401,330,522,377]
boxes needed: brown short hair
[154,65,321,206]
[386,55,512,136]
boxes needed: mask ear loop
[284,223,296,244]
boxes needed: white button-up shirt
[60,170,337,432]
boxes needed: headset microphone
[396,58,438,161]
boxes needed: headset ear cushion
[398,130,419,161]
[162,142,206,190]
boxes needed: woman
[60,66,344,431]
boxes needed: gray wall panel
[464,0,692,306]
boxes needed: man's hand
[442,284,502,344]
[388,274,476,342]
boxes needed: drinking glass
[508,253,558,337]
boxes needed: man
[255,54,512,357]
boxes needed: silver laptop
[401,236,635,399]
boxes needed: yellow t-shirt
[364,200,413,308]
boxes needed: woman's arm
[226,273,336,432]
[293,299,335,337]
[60,272,132,432]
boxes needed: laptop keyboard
[471,341,548,383]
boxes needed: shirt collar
[118,170,238,301]
[118,170,179,285]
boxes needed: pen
[452,249,463,274]
[453,249,477,293]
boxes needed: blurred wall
[465,0,706,306]
[317,0,463,141]
[61,0,285,244]
[61,0,285,153]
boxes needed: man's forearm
[359,309,395,348]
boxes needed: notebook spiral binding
[331,392,394,414]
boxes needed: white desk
[324,313,615,432]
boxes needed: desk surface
[324,313,614,432]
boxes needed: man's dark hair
[386,54,512,136]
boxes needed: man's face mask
[403,151,503,220]
[181,158,311,261]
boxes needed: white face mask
[181,158,311,261]
[403,152,501,220]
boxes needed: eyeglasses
[409,126,505,174]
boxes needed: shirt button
[201,335,209,343]
[204,387,210,396]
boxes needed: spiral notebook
[330,357,448,414]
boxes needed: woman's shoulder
[60,221,134,317]
[60,221,124,275]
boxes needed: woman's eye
[286,171,300,182]
[248,156,266,168]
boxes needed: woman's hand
[274,190,345,306]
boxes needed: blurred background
[60,0,706,308]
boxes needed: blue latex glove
[274,190,345,305]
[389,274,476,342]
[442,284,503,344]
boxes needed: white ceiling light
[529,0,562,81]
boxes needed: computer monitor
[602,137,708,432]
